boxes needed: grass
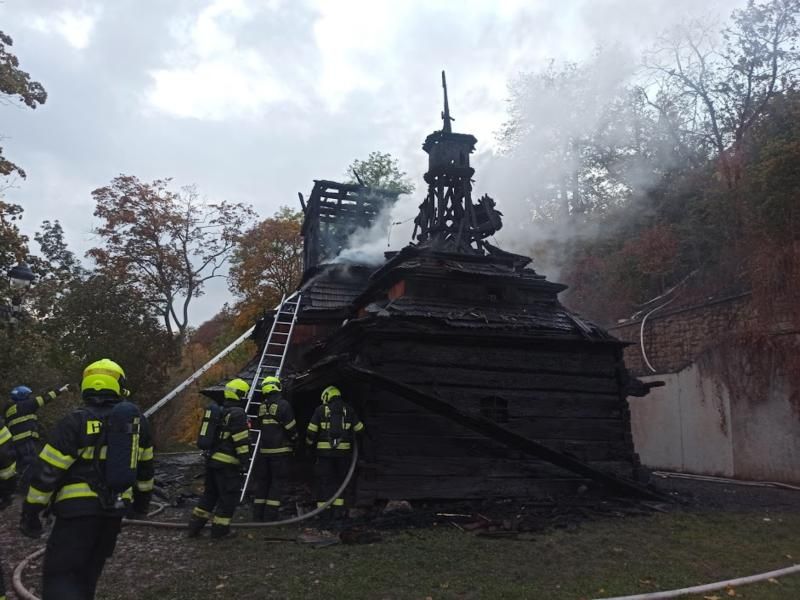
[89,510,800,600]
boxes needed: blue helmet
[11,386,32,402]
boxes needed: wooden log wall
[353,337,639,502]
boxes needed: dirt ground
[2,456,799,600]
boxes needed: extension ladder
[240,291,302,501]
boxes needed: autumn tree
[88,175,255,342]
[228,207,303,326]
[0,30,47,182]
[346,151,415,194]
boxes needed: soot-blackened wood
[368,414,626,442]
[374,342,620,375]
[369,391,623,416]
[347,365,665,501]
[376,367,620,395]
[374,433,634,462]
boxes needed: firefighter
[188,377,251,539]
[0,415,17,600]
[18,358,154,600]
[5,383,70,488]
[306,385,364,521]
[252,375,297,522]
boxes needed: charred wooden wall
[346,333,639,502]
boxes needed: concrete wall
[629,350,800,483]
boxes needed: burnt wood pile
[204,72,658,505]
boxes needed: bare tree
[643,0,800,186]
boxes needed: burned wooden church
[204,73,656,504]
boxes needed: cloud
[0,0,748,326]
[145,0,291,119]
[26,6,101,50]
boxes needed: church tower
[412,71,502,253]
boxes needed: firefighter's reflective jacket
[306,401,364,456]
[0,420,15,496]
[257,394,297,455]
[4,388,63,444]
[208,402,250,468]
[23,400,154,518]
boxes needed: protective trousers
[42,515,122,600]
[314,455,351,519]
[191,464,241,537]
[14,438,41,490]
[252,455,289,521]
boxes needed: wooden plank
[372,434,635,463]
[376,367,620,394]
[369,396,623,419]
[377,342,619,371]
[367,390,623,414]
[347,365,664,501]
[367,414,625,441]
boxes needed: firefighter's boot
[187,516,207,538]
[263,505,279,523]
[252,503,265,522]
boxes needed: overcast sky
[2,0,741,325]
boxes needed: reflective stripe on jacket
[0,423,16,495]
[258,394,297,455]
[22,398,155,518]
[306,401,364,456]
[209,403,249,468]
[4,389,61,442]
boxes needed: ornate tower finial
[441,70,454,134]
[412,73,503,254]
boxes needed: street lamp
[4,261,36,324]
[8,262,35,290]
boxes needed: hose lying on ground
[124,443,358,529]
[653,470,800,491]
[14,445,357,598]
[13,502,168,600]
[593,563,800,600]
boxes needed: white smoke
[330,193,418,266]
[329,0,744,276]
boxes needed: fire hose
[593,563,800,599]
[13,445,357,599]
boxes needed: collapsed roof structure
[203,72,659,503]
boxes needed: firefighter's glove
[20,506,43,538]
[58,383,70,393]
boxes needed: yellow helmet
[81,359,127,396]
[321,385,341,404]
[261,375,281,395]
[224,378,250,401]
